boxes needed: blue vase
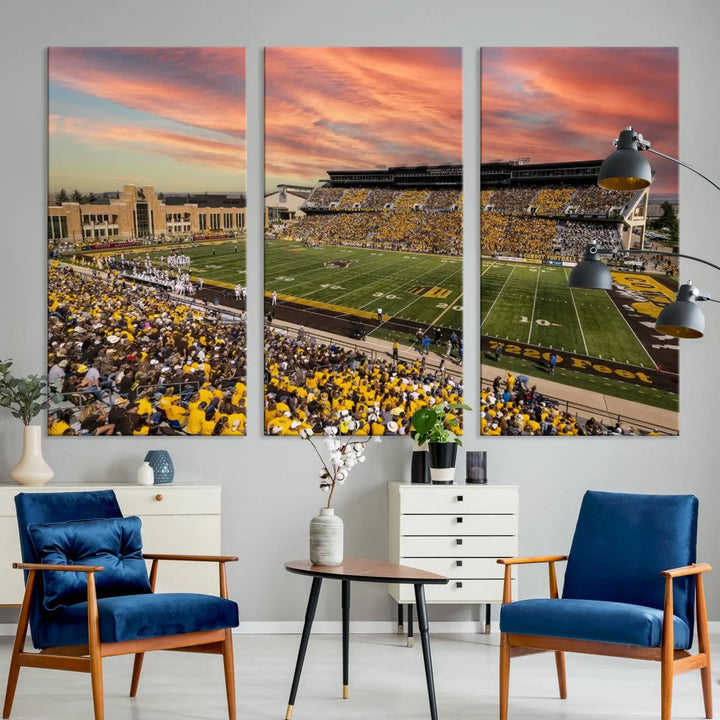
[144,450,174,484]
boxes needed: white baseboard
[2,620,718,637]
[0,621,490,637]
[234,621,489,634]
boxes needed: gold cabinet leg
[343,685,349,699]
[285,705,293,720]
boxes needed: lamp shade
[598,128,653,191]
[568,250,613,290]
[655,283,706,339]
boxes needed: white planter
[10,425,54,486]
[309,507,343,566]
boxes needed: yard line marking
[527,263,542,345]
[565,268,589,356]
[481,263,517,330]
[429,290,464,328]
[388,265,463,325]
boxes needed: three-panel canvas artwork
[46,46,679,437]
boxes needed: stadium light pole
[568,126,720,338]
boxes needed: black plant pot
[428,442,458,484]
[410,432,430,484]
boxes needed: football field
[481,260,657,368]
[264,241,463,331]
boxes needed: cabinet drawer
[398,486,517,515]
[401,514,517,536]
[401,535,517,558]
[399,557,512,580]
[392,578,513,604]
[115,487,221,516]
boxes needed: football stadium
[479,159,678,436]
[47,198,248,437]
[263,165,465,437]
[263,160,679,437]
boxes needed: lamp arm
[592,246,720,275]
[643,147,720,193]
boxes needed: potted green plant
[411,401,471,484]
[0,359,54,486]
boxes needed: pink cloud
[49,48,246,138]
[481,48,678,196]
[53,116,243,171]
[265,47,461,185]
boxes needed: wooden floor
[0,633,717,719]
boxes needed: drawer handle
[456,581,463,589]
[155,494,164,502]
[456,517,463,523]
[456,539,463,545]
[457,495,464,502]
[456,560,463,567]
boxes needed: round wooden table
[284,557,448,720]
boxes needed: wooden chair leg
[696,574,713,719]
[89,654,104,720]
[554,651,567,699]
[222,629,236,720]
[129,653,144,697]
[499,633,510,720]
[87,574,104,720]
[2,663,20,720]
[660,654,673,720]
[3,571,35,719]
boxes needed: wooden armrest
[142,553,239,563]
[13,562,104,573]
[497,555,568,566]
[661,562,711,578]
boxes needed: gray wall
[1,0,719,625]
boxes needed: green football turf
[481,260,655,368]
[263,241,463,330]
[145,241,246,287]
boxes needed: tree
[55,188,69,204]
[659,201,679,245]
[88,192,96,204]
[71,189,83,203]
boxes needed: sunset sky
[48,47,245,194]
[482,47,679,200]
[265,47,462,191]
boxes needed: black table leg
[342,579,350,699]
[485,602,492,635]
[286,576,322,720]
[407,602,414,647]
[414,583,439,720]
[397,602,404,634]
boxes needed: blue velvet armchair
[2,490,239,720]
[498,490,712,720]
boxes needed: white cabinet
[0,484,222,604]
[388,482,518,630]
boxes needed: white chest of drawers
[388,482,518,633]
[0,484,222,605]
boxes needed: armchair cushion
[500,598,691,649]
[34,593,239,648]
[28,516,152,611]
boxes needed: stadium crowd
[481,373,658,436]
[264,326,464,436]
[47,263,247,436]
[279,210,461,255]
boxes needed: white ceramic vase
[309,507,343,566]
[10,425,54,486]
[137,461,154,486]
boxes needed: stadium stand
[47,263,247,436]
[264,326,463,436]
